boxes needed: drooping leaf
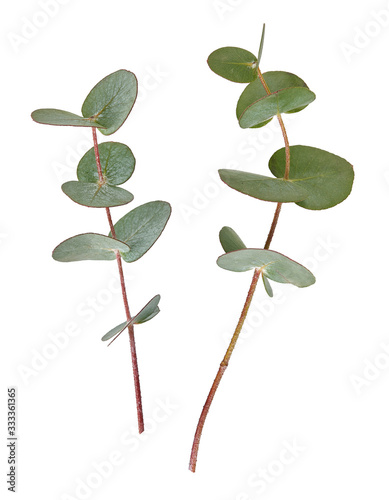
[82,70,137,135]
[62,181,134,208]
[238,85,315,129]
[217,248,315,288]
[133,295,161,324]
[219,227,246,253]
[101,320,131,341]
[257,24,266,65]
[262,274,273,297]
[78,142,135,186]
[268,145,354,210]
[219,169,308,203]
[52,233,130,262]
[101,295,161,342]
[236,71,313,128]
[31,109,104,128]
[110,201,171,263]
[208,47,258,83]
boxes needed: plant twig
[92,127,144,434]
[188,68,291,472]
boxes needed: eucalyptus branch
[32,70,171,431]
[189,24,354,472]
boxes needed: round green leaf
[219,227,246,253]
[62,181,134,208]
[77,142,135,186]
[219,169,308,203]
[208,47,258,83]
[82,70,137,136]
[110,201,171,263]
[236,71,312,128]
[217,248,315,288]
[53,233,130,262]
[268,146,354,210]
[31,109,104,128]
[102,320,131,341]
[133,295,161,324]
[238,86,316,129]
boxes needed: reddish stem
[92,127,144,434]
[189,66,291,472]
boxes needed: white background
[2,0,389,498]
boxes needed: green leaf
[258,24,266,64]
[268,145,354,210]
[236,71,313,128]
[262,274,273,297]
[102,320,131,341]
[237,77,315,129]
[219,227,246,253]
[110,201,171,263]
[217,248,315,288]
[82,70,137,135]
[133,295,161,324]
[219,169,308,203]
[62,181,134,208]
[78,142,135,186]
[101,295,161,342]
[52,233,130,262]
[31,109,104,128]
[208,47,258,83]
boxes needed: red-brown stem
[189,268,262,472]
[189,66,291,472]
[92,127,144,434]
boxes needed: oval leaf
[239,86,316,129]
[133,295,161,324]
[268,145,354,210]
[217,248,315,288]
[52,233,129,262]
[78,142,135,186]
[62,181,134,208]
[219,227,246,253]
[110,201,171,263]
[208,47,258,83]
[82,70,137,135]
[236,71,312,128]
[219,169,308,203]
[102,320,131,341]
[31,109,104,128]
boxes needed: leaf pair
[31,70,137,135]
[102,295,161,342]
[207,26,315,129]
[52,201,171,263]
[220,145,354,210]
[219,227,315,295]
[62,142,136,208]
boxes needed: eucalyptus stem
[188,67,290,472]
[92,127,144,434]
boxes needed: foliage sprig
[32,70,171,433]
[189,25,354,472]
